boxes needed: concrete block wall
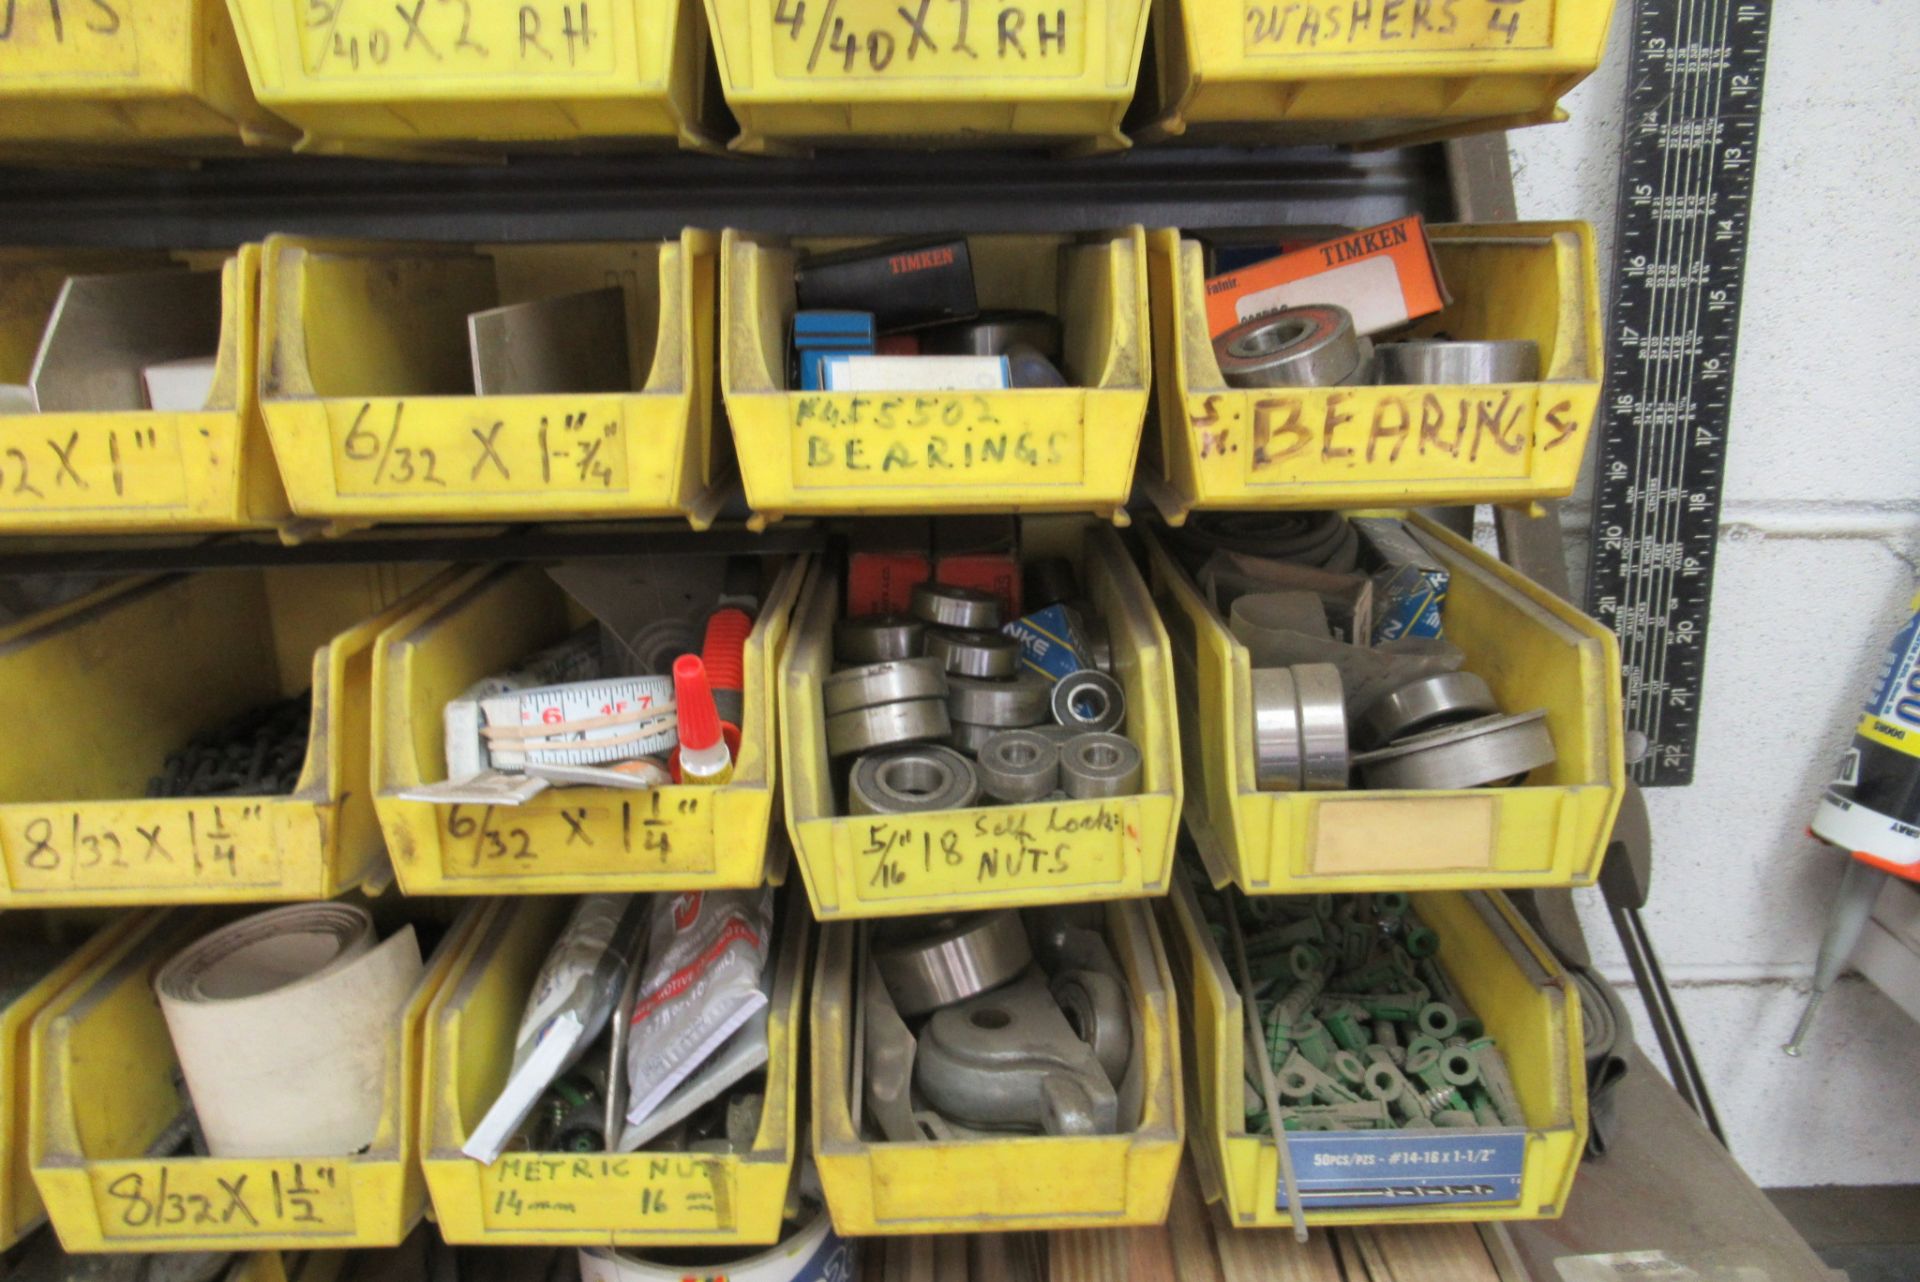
[1505,0,1920,1186]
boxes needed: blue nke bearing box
[1004,604,1089,682]
[1355,518,1449,645]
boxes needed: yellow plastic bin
[223,0,724,156]
[0,912,141,1251]
[811,897,1181,1234]
[373,556,803,896]
[0,246,291,534]
[422,886,810,1245]
[722,228,1151,525]
[1164,871,1585,1227]
[1144,223,1601,522]
[0,564,442,907]
[259,233,728,529]
[0,0,289,157]
[703,0,1150,153]
[1134,0,1611,149]
[29,900,483,1252]
[1143,516,1622,895]
[782,522,1180,920]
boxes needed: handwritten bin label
[95,1160,354,1239]
[2,803,282,893]
[297,1,618,79]
[851,800,1136,901]
[0,421,190,512]
[482,1154,734,1231]
[1244,0,1554,56]
[769,0,1087,79]
[0,0,140,77]
[328,400,631,498]
[1186,387,1586,481]
[791,393,1084,488]
[438,790,715,879]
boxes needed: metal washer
[1360,671,1498,748]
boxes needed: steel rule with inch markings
[1582,0,1772,787]
[482,677,676,768]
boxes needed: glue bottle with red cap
[673,655,734,787]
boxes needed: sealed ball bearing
[825,697,950,757]
[948,672,1050,727]
[1214,304,1367,388]
[850,745,981,816]
[926,628,1021,678]
[975,729,1061,803]
[1051,669,1126,734]
[822,656,948,716]
[1059,732,1143,799]
[834,614,926,664]
[910,582,1002,630]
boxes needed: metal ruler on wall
[1583,0,1772,787]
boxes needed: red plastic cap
[674,655,723,752]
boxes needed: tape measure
[1581,0,1773,787]
[482,677,677,768]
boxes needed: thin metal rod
[1609,904,1725,1145]
[1223,900,1309,1242]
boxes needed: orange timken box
[1203,216,1447,338]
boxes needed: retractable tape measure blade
[482,677,677,768]
[1581,0,1773,787]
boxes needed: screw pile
[148,692,312,798]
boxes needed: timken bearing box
[1202,216,1448,338]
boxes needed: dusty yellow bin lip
[0,566,449,908]
[781,524,1181,920]
[374,556,804,896]
[0,245,290,534]
[811,897,1181,1234]
[223,0,723,156]
[1135,0,1612,149]
[0,0,291,153]
[28,902,483,1252]
[422,886,809,1245]
[1144,515,1623,895]
[1143,223,1603,522]
[0,913,145,1251]
[721,228,1151,525]
[257,232,728,529]
[702,0,1152,153]
[1165,872,1586,1227]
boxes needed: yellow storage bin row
[0,0,1606,157]
[29,899,479,1252]
[259,232,728,530]
[371,554,804,896]
[0,564,442,908]
[1164,870,1586,1229]
[0,245,289,533]
[810,897,1182,1234]
[721,228,1153,526]
[1135,0,1615,150]
[0,221,1597,534]
[1144,515,1623,896]
[781,521,1182,920]
[421,885,809,1246]
[1145,222,1604,521]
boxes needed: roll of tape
[1052,670,1126,734]
[155,903,424,1157]
[822,656,947,716]
[581,1203,854,1282]
[1214,305,1366,388]
[948,672,1050,726]
[873,912,1032,1016]
[926,628,1020,678]
[833,614,925,665]
[1360,671,1499,748]
[1373,339,1540,386]
[1291,663,1350,791]
[910,582,1003,630]
[849,745,980,815]
[825,698,950,757]
[1353,709,1556,790]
